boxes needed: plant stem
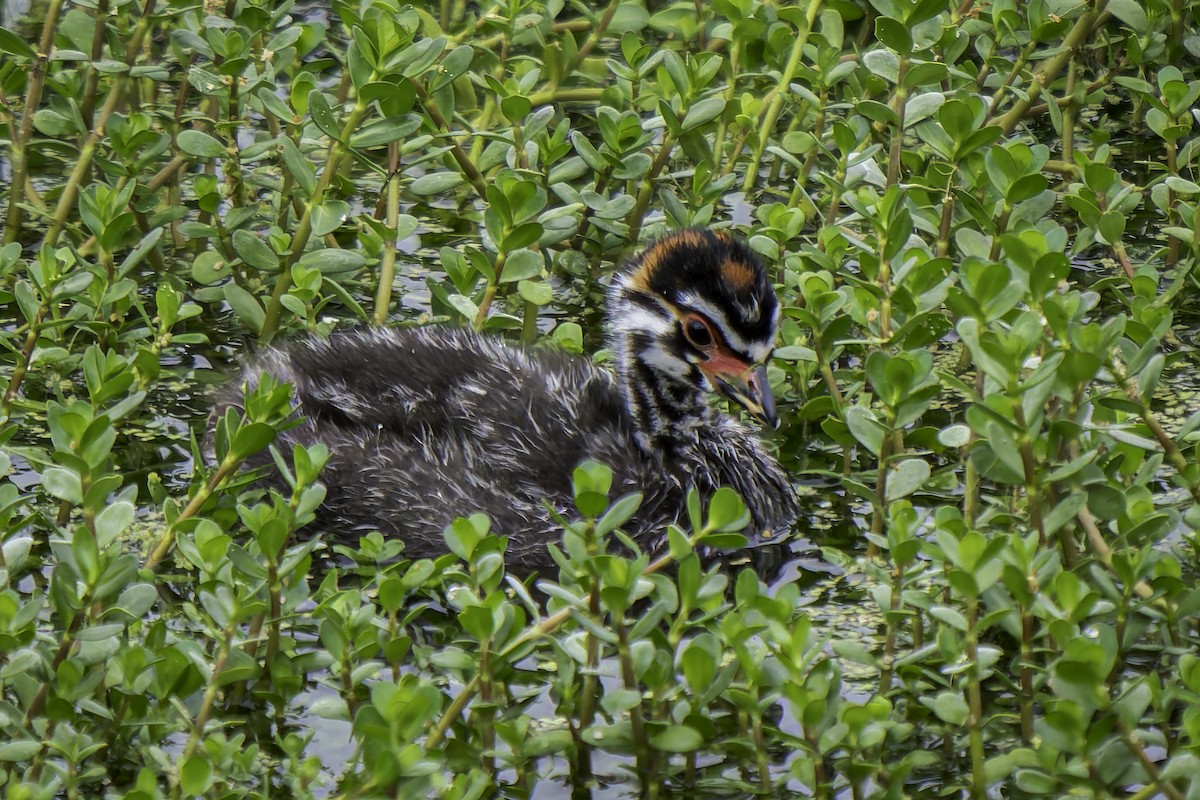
[1116,720,1185,800]
[142,458,240,571]
[0,303,45,425]
[169,624,236,800]
[473,252,507,328]
[995,0,1110,135]
[41,0,160,248]
[965,597,986,800]
[879,561,904,690]
[1109,358,1200,503]
[869,431,894,558]
[260,99,372,339]
[567,0,619,72]
[3,0,67,244]
[886,56,910,186]
[572,584,602,789]
[81,0,111,129]
[617,619,655,795]
[1019,609,1034,741]
[626,134,677,245]
[411,79,489,199]
[741,0,821,193]
[373,148,402,327]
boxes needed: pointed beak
[708,363,778,428]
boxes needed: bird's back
[220,327,667,565]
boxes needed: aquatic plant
[2,0,1200,797]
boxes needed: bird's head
[609,230,782,428]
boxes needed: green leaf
[311,201,351,237]
[595,492,643,536]
[223,283,265,334]
[1096,211,1126,245]
[446,293,479,320]
[649,725,704,752]
[706,487,748,532]
[682,640,717,692]
[396,36,446,78]
[904,92,944,127]
[116,583,158,620]
[501,222,543,251]
[681,97,725,131]
[499,249,542,283]
[1107,0,1148,31]
[279,137,317,197]
[191,250,228,284]
[501,94,532,122]
[177,130,226,159]
[524,730,576,757]
[180,755,213,796]
[875,16,913,52]
[863,48,900,84]
[886,458,930,501]
[296,248,366,274]
[517,279,553,306]
[42,467,83,504]
[937,424,971,448]
[348,115,422,147]
[94,501,134,546]
[924,691,970,725]
[308,90,342,141]
[929,605,968,631]
[410,172,465,195]
[845,406,885,456]
[0,740,42,761]
[0,25,36,58]
[232,422,278,459]
[232,230,279,271]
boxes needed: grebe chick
[217,230,798,567]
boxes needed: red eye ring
[683,315,714,349]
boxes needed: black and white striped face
[609,230,782,427]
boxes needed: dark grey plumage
[215,230,798,567]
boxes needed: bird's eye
[684,317,713,348]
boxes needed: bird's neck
[608,283,714,455]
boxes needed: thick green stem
[373,150,402,327]
[41,0,159,248]
[886,57,910,186]
[868,428,894,558]
[142,458,240,571]
[741,0,821,193]
[966,598,986,800]
[0,305,45,425]
[170,625,235,800]
[617,620,655,795]
[626,136,677,245]
[260,100,372,339]
[412,79,489,199]
[3,0,67,244]
[81,0,111,128]
[566,0,619,73]
[472,252,508,328]
[1117,721,1185,800]
[572,585,603,788]
[1019,610,1034,741]
[995,0,1110,135]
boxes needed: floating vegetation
[2,0,1200,798]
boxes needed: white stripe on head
[676,291,775,363]
[640,342,693,379]
[608,299,674,337]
